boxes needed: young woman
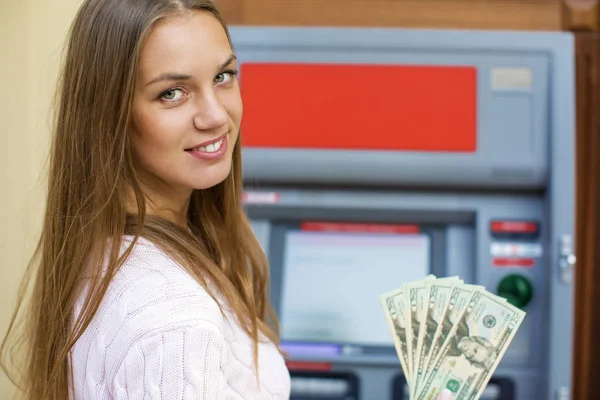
[1,0,453,399]
[2,0,289,398]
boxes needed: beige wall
[0,0,83,397]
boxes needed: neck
[125,182,192,229]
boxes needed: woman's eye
[161,89,184,101]
[215,71,236,85]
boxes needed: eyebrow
[145,54,238,87]
[218,54,237,71]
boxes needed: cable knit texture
[70,236,291,399]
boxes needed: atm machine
[229,27,576,400]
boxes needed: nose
[192,88,229,131]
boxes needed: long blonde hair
[0,1,280,398]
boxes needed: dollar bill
[379,287,411,377]
[380,275,435,387]
[411,277,462,398]
[404,275,435,386]
[419,282,485,392]
[417,290,526,400]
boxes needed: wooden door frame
[563,2,600,398]
[571,31,600,400]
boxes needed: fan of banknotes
[379,275,526,400]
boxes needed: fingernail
[439,389,452,400]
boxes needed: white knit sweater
[70,236,291,399]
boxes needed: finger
[436,389,452,400]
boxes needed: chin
[188,168,232,190]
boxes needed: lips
[185,133,229,160]
[185,132,228,152]
[187,137,224,153]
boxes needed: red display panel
[240,63,477,152]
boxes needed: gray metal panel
[249,219,271,255]
[446,226,476,291]
[546,33,576,399]
[229,27,573,190]
[239,27,576,400]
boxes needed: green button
[497,274,533,309]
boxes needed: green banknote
[380,275,526,400]
[417,290,526,400]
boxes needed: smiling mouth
[187,137,225,153]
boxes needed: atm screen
[278,222,431,348]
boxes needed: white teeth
[192,138,223,153]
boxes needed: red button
[493,258,535,268]
[491,221,538,233]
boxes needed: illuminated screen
[279,223,430,347]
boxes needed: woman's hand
[435,389,452,400]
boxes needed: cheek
[222,89,243,127]
[133,106,188,154]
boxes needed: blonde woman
[1,0,454,399]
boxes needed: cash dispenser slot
[289,371,360,400]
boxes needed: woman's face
[131,11,242,196]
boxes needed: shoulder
[70,236,292,399]
[72,236,229,379]
[101,235,225,329]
